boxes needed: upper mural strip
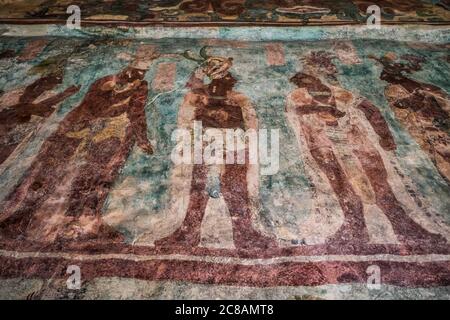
[0,0,449,26]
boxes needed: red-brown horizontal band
[0,256,449,287]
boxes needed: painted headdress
[183,46,233,80]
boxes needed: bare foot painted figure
[287,51,446,246]
[156,48,276,250]
[370,53,450,184]
[0,45,157,242]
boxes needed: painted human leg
[221,162,277,250]
[353,147,447,245]
[155,164,210,247]
[0,134,80,238]
[61,135,134,240]
[301,123,369,245]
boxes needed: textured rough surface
[0,31,449,299]
[0,0,449,25]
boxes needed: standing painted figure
[0,45,79,167]
[156,48,276,250]
[0,45,157,242]
[371,53,450,185]
[286,51,446,246]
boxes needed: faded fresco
[0,35,449,299]
[0,0,449,25]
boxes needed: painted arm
[20,73,63,104]
[237,93,258,131]
[32,85,80,117]
[295,104,346,118]
[128,81,153,154]
[356,99,396,151]
[291,88,345,118]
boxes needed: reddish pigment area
[265,43,285,66]
[0,256,449,288]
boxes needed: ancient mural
[0,36,449,299]
[0,0,449,25]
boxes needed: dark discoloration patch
[0,50,15,60]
